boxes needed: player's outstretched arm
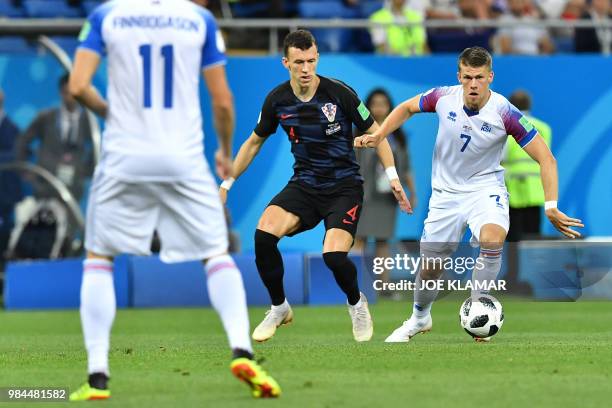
[354,94,421,148]
[365,122,412,214]
[69,49,107,118]
[204,65,235,180]
[523,135,584,239]
[218,132,267,204]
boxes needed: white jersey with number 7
[419,85,537,193]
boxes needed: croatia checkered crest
[321,103,337,122]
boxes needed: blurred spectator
[457,0,494,19]
[575,0,612,53]
[354,88,416,296]
[497,0,555,54]
[0,89,22,262]
[502,89,550,296]
[423,0,461,19]
[369,0,427,55]
[424,0,494,19]
[503,90,552,242]
[561,0,587,19]
[535,0,568,18]
[15,73,93,203]
[427,0,497,52]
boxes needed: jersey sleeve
[335,80,374,133]
[253,92,279,138]
[78,5,110,55]
[200,9,226,69]
[418,87,450,113]
[501,101,538,148]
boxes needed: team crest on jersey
[481,122,492,133]
[447,111,457,122]
[321,103,337,122]
[463,125,472,133]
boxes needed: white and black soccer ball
[459,295,504,339]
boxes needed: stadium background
[3,54,612,251]
[0,0,610,306]
[0,1,611,406]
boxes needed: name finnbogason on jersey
[113,16,201,32]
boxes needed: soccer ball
[459,294,504,340]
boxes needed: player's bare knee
[479,224,507,249]
[323,228,353,253]
[202,252,229,265]
[257,206,300,237]
[87,251,113,262]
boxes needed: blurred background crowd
[0,0,610,297]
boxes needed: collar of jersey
[463,105,480,117]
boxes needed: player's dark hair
[365,88,406,148]
[458,47,492,71]
[59,73,70,89]
[509,90,532,111]
[283,29,317,57]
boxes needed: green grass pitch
[1,299,611,407]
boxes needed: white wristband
[220,177,235,190]
[385,166,399,181]
[544,201,557,210]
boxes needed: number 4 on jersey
[139,44,174,109]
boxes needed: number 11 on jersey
[139,44,174,109]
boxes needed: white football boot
[347,292,373,342]
[385,315,433,343]
[252,302,293,342]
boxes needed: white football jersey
[419,85,537,193]
[79,0,226,180]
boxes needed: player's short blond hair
[458,47,492,71]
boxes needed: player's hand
[215,149,232,180]
[354,132,383,148]
[219,186,228,204]
[409,193,418,210]
[545,208,584,239]
[390,179,412,214]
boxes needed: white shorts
[420,186,509,255]
[85,170,228,263]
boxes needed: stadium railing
[0,18,610,54]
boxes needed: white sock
[271,298,289,312]
[412,269,437,319]
[80,258,116,376]
[205,255,252,354]
[472,247,503,297]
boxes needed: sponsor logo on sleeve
[78,21,92,42]
[519,116,534,132]
[357,101,370,121]
[216,30,226,53]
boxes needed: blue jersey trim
[418,94,424,112]
[463,105,479,117]
[196,7,226,69]
[519,128,537,148]
[80,1,115,55]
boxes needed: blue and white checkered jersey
[79,0,226,180]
